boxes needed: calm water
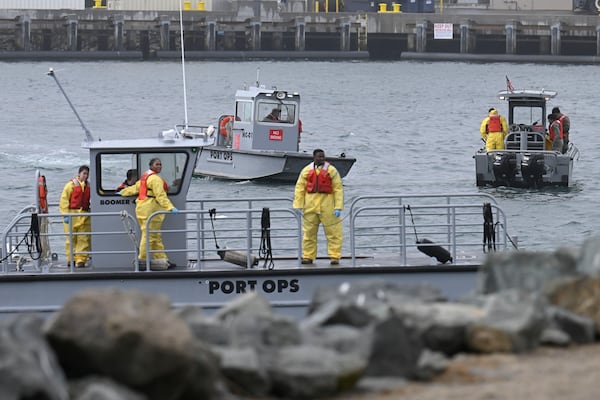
[1,60,599,250]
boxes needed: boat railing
[348,194,508,266]
[185,197,294,261]
[0,210,138,274]
[505,130,546,151]
[1,194,510,273]
[145,205,302,269]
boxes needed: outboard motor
[492,153,517,185]
[521,153,545,187]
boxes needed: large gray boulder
[477,249,578,294]
[466,290,547,353]
[0,314,69,400]
[44,288,223,400]
[546,276,600,334]
[268,344,366,399]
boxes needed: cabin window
[511,106,544,127]
[235,101,253,122]
[97,152,188,195]
[257,102,296,124]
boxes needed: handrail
[1,211,138,274]
[1,194,511,274]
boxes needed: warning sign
[434,23,453,40]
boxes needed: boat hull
[193,146,356,182]
[0,264,478,319]
[474,150,574,188]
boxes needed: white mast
[179,0,189,130]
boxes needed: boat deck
[0,193,508,317]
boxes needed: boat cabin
[217,85,301,152]
[498,89,557,151]
[79,131,210,269]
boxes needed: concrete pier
[0,8,598,61]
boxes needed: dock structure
[0,3,599,61]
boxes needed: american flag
[506,76,515,92]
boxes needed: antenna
[47,68,94,143]
[179,0,189,130]
[256,67,260,87]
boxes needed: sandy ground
[335,343,600,400]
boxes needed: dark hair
[313,148,324,157]
[78,165,89,173]
[149,158,161,167]
[488,107,495,113]
[126,169,137,180]
[552,107,560,114]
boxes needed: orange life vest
[487,115,502,133]
[38,175,48,214]
[306,162,332,194]
[68,178,90,211]
[138,170,168,201]
[548,120,564,141]
[556,114,568,135]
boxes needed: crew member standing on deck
[293,149,344,265]
[480,108,508,151]
[552,107,570,153]
[120,158,178,271]
[546,113,563,152]
[59,165,91,268]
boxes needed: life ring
[219,115,234,137]
[596,0,600,10]
[38,175,48,214]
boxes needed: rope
[208,208,220,250]
[259,207,274,270]
[120,210,139,262]
[483,202,496,252]
[0,213,43,264]
[405,205,420,242]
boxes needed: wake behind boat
[474,88,579,188]
[190,81,356,182]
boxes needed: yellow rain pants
[63,211,90,264]
[122,174,175,261]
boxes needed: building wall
[107,0,214,11]
[489,0,572,11]
[0,0,84,9]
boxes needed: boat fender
[416,238,453,264]
[206,125,215,137]
[218,248,259,268]
[38,175,48,214]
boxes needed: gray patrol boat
[474,89,579,188]
[192,82,356,182]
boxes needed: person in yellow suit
[59,165,91,268]
[480,108,508,151]
[293,149,344,265]
[120,158,178,271]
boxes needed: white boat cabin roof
[235,85,300,101]
[497,89,558,101]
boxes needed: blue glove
[172,208,179,214]
[63,217,69,224]
[334,209,341,218]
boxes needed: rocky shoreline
[4,237,600,399]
